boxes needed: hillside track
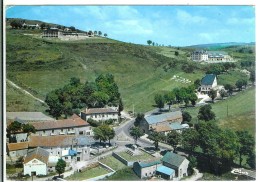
[7,79,45,104]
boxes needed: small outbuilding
[23,147,49,176]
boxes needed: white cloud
[176,9,208,24]
[227,17,255,25]
[104,19,153,35]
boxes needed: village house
[140,111,183,134]
[80,107,118,122]
[23,147,49,176]
[161,152,189,180]
[28,135,94,162]
[199,74,217,94]
[133,159,162,179]
[7,142,29,160]
[8,114,93,143]
[191,50,208,62]
[133,152,189,180]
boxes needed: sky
[5,5,255,46]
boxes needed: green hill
[6,19,254,113]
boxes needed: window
[65,157,68,159]
[58,152,60,154]
[102,114,105,117]
[61,129,63,132]
[95,114,97,118]
[52,129,54,133]
[43,130,45,134]
[86,132,90,135]
[79,131,84,135]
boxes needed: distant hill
[186,42,255,50]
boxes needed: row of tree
[146,122,255,174]
[154,85,198,110]
[45,74,123,119]
[147,40,165,47]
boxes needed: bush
[87,118,101,127]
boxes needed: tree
[152,42,155,46]
[182,128,199,152]
[134,113,144,126]
[154,94,165,110]
[55,159,66,177]
[194,79,201,88]
[106,127,115,145]
[118,98,124,117]
[247,152,256,169]
[45,91,63,119]
[93,127,106,144]
[148,131,165,151]
[93,125,115,144]
[235,79,244,91]
[94,30,97,35]
[219,89,227,100]
[7,120,22,143]
[147,40,152,46]
[236,130,255,167]
[174,51,179,56]
[22,123,36,141]
[104,33,108,37]
[70,77,81,86]
[182,111,192,124]
[198,105,215,121]
[70,26,76,31]
[130,127,144,144]
[167,130,181,152]
[40,23,46,30]
[249,70,255,84]
[208,89,217,103]
[98,31,102,36]
[224,84,235,96]
[195,122,239,174]
[164,91,175,111]
[188,155,198,168]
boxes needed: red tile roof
[29,135,75,148]
[31,114,89,130]
[24,147,49,164]
[151,124,172,132]
[7,142,29,151]
[83,108,118,114]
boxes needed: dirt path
[7,79,45,104]
[183,168,203,181]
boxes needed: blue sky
[6,5,255,46]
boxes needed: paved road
[183,168,203,181]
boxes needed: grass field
[184,87,255,137]
[6,81,48,112]
[104,167,139,181]
[99,155,126,171]
[65,165,109,181]
[117,150,154,161]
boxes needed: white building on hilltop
[191,50,232,62]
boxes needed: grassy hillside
[6,23,255,114]
[6,81,48,112]
[184,87,255,137]
[6,28,206,113]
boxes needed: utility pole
[227,103,229,117]
[133,104,135,117]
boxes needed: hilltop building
[199,74,217,94]
[191,50,232,62]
